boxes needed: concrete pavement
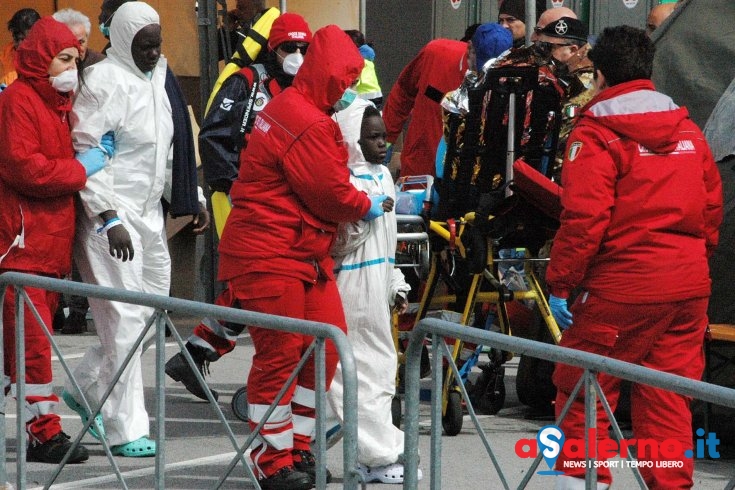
[3,313,733,489]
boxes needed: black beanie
[499,0,545,23]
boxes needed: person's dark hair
[344,29,365,48]
[588,25,654,86]
[103,0,136,14]
[362,105,381,123]
[7,8,41,43]
[461,23,481,42]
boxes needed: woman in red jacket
[0,17,106,464]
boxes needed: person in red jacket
[546,26,723,490]
[217,25,387,490]
[382,38,468,178]
[0,17,108,465]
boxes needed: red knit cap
[267,13,312,51]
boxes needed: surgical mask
[50,69,78,93]
[281,52,304,76]
[332,87,358,113]
[99,23,110,37]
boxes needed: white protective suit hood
[331,99,376,256]
[334,98,373,168]
[107,2,160,79]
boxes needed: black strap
[424,85,445,104]
[232,27,268,67]
[238,67,261,138]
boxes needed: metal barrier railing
[0,272,359,490]
[403,317,735,490]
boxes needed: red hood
[292,24,364,112]
[579,79,690,153]
[16,17,79,82]
[15,17,79,111]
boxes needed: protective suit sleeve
[71,65,122,217]
[0,95,86,197]
[199,72,254,193]
[546,124,617,298]
[282,120,370,223]
[389,267,411,306]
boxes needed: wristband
[96,217,122,234]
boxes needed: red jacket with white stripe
[547,79,722,304]
[0,19,86,276]
[218,25,370,283]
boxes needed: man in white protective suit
[329,99,422,484]
[63,1,183,457]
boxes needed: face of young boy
[358,114,388,164]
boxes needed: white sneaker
[356,462,423,484]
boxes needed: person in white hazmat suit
[329,99,421,484]
[62,1,172,457]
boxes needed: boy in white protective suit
[62,2,206,457]
[329,99,422,484]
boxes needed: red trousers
[3,283,63,443]
[230,273,346,478]
[553,293,708,490]
[190,287,240,359]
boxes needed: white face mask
[281,52,304,76]
[50,69,79,93]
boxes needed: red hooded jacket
[382,39,468,178]
[547,80,723,304]
[0,18,86,276]
[218,25,370,283]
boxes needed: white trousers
[66,205,170,446]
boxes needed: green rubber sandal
[111,436,156,457]
[62,390,105,440]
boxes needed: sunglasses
[279,42,308,54]
[537,41,573,50]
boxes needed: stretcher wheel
[391,395,402,428]
[231,385,249,422]
[442,390,463,436]
[471,366,506,415]
[418,240,431,279]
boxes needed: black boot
[259,466,313,490]
[293,449,332,484]
[27,432,89,464]
[165,343,219,401]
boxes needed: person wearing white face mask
[0,16,108,465]
[165,13,315,402]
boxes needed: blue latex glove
[363,195,389,221]
[99,130,115,157]
[549,294,573,330]
[76,147,107,177]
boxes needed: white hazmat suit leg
[68,206,170,446]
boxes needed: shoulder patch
[568,141,583,161]
[220,97,234,111]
